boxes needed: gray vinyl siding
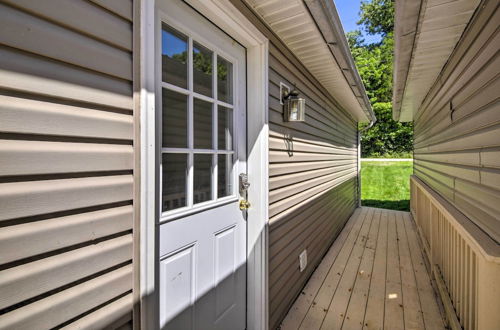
[413,0,500,243]
[226,2,359,328]
[0,1,135,329]
[268,43,358,329]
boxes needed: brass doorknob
[239,199,251,210]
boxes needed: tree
[361,103,412,157]
[348,0,412,157]
[358,0,394,36]
[349,32,393,103]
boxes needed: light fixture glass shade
[284,91,306,122]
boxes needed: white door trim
[140,1,269,329]
[139,1,158,329]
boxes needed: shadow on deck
[280,207,446,330]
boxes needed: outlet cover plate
[299,249,307,272]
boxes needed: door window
[160,23,235,214]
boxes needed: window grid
[161,25,235,214]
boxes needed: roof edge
[392,0,423,122]
[304,0,375,123]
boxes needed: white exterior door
[156,1,247,329]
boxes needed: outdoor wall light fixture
[283,89,306,122]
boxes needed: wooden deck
[280,207,446,330]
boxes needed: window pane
[162,24,188,88]
[217,56,233,104]
[218,106,233,150]
[162,153,187,212]
[162,89,188,148]
[194,154,213,204]
[194,99,212,149]
[193,42,213,97]
[218,154,233,198]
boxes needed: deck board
[281,207,446,330]
[384,211,404,330]
[342,209,380,330]
[363,208,389,330]
[396,211,425,330]
[298,208,370,330]
[320,208,375,330]
[402,213,445,330]
[282,208,361,329]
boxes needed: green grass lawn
[361,161,413,211]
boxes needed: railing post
[477,257,500,329]
[430,204,439,272]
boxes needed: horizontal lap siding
[413,0,500,243]
[268,44,358,329]
[0,1,135,329]
[218,6,360,326]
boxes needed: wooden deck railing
[410,176,500,330]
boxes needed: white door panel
[159,206,246,330]
[156,1,247,329]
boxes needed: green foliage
[361,161,412,211]
[358,0,394,36]
[365,151,413,159]
[350,32,393,103]
[172,51,227,80]
[361,102,412,157]
[346,30,365,49]
[193,51,212,75]
[172,51,187,63]
[348,0,412,158]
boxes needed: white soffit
[394,0,480,122]
[246,0,370,122]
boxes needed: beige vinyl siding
[413,0,500,243]
[0,1,134,329]
[267,44,358,329]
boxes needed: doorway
[156,1,247,329]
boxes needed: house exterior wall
[0,0,361,328]
[0,1,135,328]
[267,44,358,329]
[413,0,499,243]
[227,2,360,329]
[154,0,361,326]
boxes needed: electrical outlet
[299,249,307,272]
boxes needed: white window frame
[157,18,242,223]
[140,0,269,329]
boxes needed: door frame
[139,0,269,329]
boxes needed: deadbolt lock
[239,199,251,210]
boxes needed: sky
[334,0,382,44]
